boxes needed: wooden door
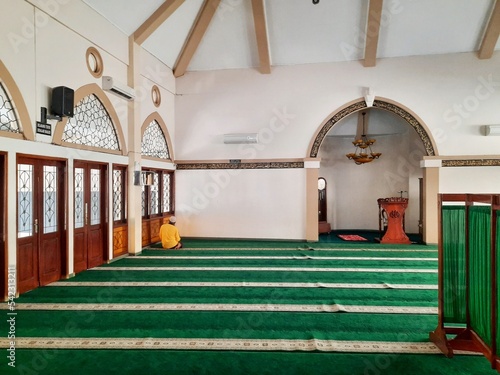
[0,153,5,299]
[74,162,107,274]
[17,157,66,294]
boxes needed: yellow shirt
[159,223,181,249]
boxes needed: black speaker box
[51,86,74,117]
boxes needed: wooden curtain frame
[430,193,500,372]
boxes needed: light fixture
[346,112,382,165]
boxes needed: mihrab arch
[308,97,438,158]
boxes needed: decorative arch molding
[53,83,127,155]
[0,60,34,141]
[308,97,438,158]
[140,112,174,161]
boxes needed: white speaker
[484,125,500,136]
[223,133,259,144]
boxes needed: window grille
[0,82,21,134]
[63,94,120,151]
[141,120,169,159]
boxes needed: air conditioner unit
[102,76,135,101]
[484,125,500,136]
[223,133,259,144]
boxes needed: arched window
[141,119,170,159]
[63,94,120,151]
[53,83,127,155]
[0,60,34,141]
[0,82,21,135]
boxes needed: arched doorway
[306,97,439,243]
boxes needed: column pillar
[127,37,142,254]
[421,158,441,245]
[305,158,320,242]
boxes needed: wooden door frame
[112,164,128,258]
[73,160,109,272]
[16,154,68,294]
[0,152,6,301]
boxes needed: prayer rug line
[3,303,437,315]
[48,281,437,289]
[0,337,478,355]
[133,256,437,261]
[92,266,438,274]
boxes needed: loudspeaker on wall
[51,86,74,117]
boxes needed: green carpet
[6,350,493,375]
[15,286,438,306]
[1,238,495,375]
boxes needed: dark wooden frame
[112,164,128,258]
[0,152,6,301]
[16,154,68,294]
[73,161,109,273]
[430,193,500,372]
[141,168,175,246]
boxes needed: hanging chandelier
[346,111,382,165]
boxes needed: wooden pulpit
[377,197,411,244]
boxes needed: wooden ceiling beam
[478,0,500,59]
[363,0,383,67]
[251,0,271,74]
[174,0,221,78]
[132,0,185,45]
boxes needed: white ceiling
[82,0,500,73]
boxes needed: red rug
[337,234,368,241]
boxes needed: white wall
[440,166,500,194]
[176,52,500,160]
[175,52,500,238]
[175,168,307,240]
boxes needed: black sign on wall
[36,122,52,136]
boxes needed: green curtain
[468,206,492,346]
[442,206,467,323]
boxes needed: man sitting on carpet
[159,216,183,249]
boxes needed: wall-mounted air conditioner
[223,133,259,144]
[484,125,500,136]
[102,76,135,101]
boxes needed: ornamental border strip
[442,159,500,167]
[176,161,304,170]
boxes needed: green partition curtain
[469,206,492,347]
[442,206,467,323]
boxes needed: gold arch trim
[140,112,174,161]
[0,60,34,141]
[53,83,127,155]
[308,97,437,158]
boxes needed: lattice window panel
[43,166,58,234]
[141,185,146,218]
[113,169,126,222]
[17,164,33,238]
[162,173,172,213]
[74,168,85,229]
[63,94,120,151]
[150,172,159,215]
[141,120,170,159]
[90,168,101,225]
[0,82,21,134]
